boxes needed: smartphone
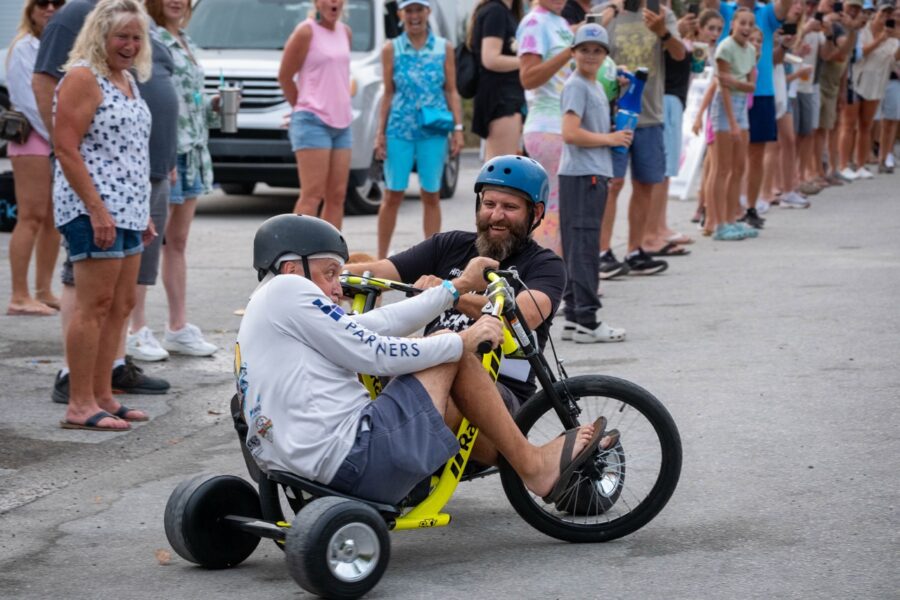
[688,3,700,16]
[646,0,661,13]
[782,22,798,35]
[888,18,897,28]
[624,0,641,12]
[586,12,601,24]
[814,11,824,21]
[833,1,843,12]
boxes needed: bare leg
[60,283,76,367]
[65,258,131,429]
[484,113,523,161]
[728,132,749,222]
[321,148,351,229]
[162,199,197,332]
[878,119,898,167]
[414,355,597,497]
[744,142,766,210]
[709,130,735,231]
[778,113,797,193]
[376,190,405,259]
[293,149,331,216]
[838,102,860,171]
[627,180,655,253]
[7,156,56,314]
[855,100,879,170]
[761,138,779,202]
[130,284,149,332]
[420,189,441,241]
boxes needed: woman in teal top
[374,0,464,259]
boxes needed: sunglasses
[35,0,65,7]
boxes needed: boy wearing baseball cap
[558,24,632,343]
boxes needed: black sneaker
[625,249,668,276]
[743,208,765,229]
[112,357,170,395]
[599,250,630,280]
[51,370,70,404]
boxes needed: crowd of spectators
[2,0,898,432]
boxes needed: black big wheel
[220,182,255,195]
[164,474,262,568]
[500,375,682,543]
[285,496,390,600]
[439,151,459,199]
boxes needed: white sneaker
[163,323,217,356]
[839,167,859,181]
[886,153,896,169]
[561,320,576,341]
[126,326,169,362]
[573,322,626,343]
[855,167,874,179]
[780,192,810,209]
[756,199,771,214]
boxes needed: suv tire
[439,152,459,199]
[220,182,256,195]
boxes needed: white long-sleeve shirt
[7,35,50,142]
[236,274,463,483]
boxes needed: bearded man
[348,155,566,411]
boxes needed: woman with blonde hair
[5,0,64,316]
[54,0,154,431]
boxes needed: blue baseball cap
[572,23,611,52]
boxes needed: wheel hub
[328,523,380,583]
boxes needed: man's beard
[475,214,530,261]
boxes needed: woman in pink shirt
[278,0,353,228]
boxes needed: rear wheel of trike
[285,496,391,600]
[164,474,262,568]
[500,375,682,543]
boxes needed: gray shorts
[60,178,169,287]
[795,91,820,136]
[329,375,460,505]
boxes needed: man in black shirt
[348,156,566,410]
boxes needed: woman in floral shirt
[146,0,219,357]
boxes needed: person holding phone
[595,0,686,277]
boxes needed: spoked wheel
[285,496,390,600]
[164,474,262,568]
[500,375,682,543]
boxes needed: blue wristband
[441,279,460,304]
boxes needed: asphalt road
[0,152,898,599]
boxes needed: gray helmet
[252,214,349,281]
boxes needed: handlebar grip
[477,340,493,354]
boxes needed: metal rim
[327,522,381,583]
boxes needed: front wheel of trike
[500,375,682,543]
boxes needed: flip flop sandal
[665,232,695,245]
[647,242,691,257]
[60,410,131,431]
[113,405,149,422]
[542,416,609,505]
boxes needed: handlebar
[477,270,510,354]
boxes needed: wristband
[453,123,464,132]
[660,31,672,42]
[442,279,460,305]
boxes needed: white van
[187,0,474,214]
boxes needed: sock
[626,250,640,260]
[113,358,126,369]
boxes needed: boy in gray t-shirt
[558,24,632,344]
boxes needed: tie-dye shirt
[516,6,575,135]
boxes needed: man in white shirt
[237,214,612,505]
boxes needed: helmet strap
[301,256,311,279]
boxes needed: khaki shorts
[819,92,839,131]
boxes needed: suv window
[188,0,375,52]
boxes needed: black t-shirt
[664,51,693,108]
[562,0,588,25]
[389,231,566,402]
[472,0,521,89]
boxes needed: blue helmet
[474,155,549,224]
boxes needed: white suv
[188,0,469,214]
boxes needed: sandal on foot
[60,410,130,431]
[113,405,149,422]
[542,416,609,504]
[665,232,694,245]
[647,242,691,257]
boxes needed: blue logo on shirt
[313,298,345,321]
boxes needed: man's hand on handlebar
[451,257,500,295]
[459,315,503,354]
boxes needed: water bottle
[612,67,649,154]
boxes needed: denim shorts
[289,110,352,151]
[384,136,448,193]
[612,123,666,184]
[663,94,684,179]
[170,153,204,204]
[328,375,460,505]
[58,215,143,262]
[711,91,750,133]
